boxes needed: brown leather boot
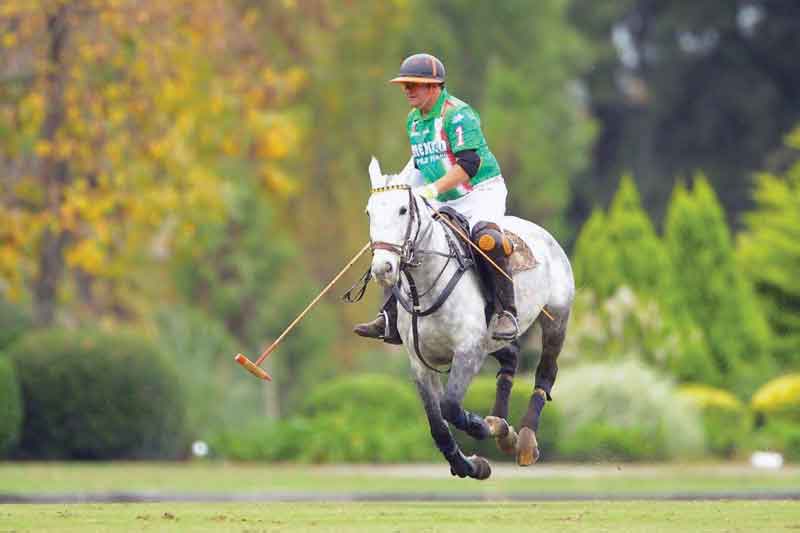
[353,292,402,344]
[353,313,387,339]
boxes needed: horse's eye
[399,206,408,216]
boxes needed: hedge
[8,328,187,459]
[0,357,22,456]
[553,359,705,461]
[678,384,749,458]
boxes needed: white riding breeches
[430,176,508,228]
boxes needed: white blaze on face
[367,191,406,287]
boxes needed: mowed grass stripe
[1,501,799,533]
[1,463,799,495]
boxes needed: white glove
[414,183,438,200]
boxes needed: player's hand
[414,183,438,200]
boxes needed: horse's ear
[368,156,385,189]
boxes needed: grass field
[0,463,798,531]
[1,462,799,496]
[2,501,799,532]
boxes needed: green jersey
[406,89,502,201]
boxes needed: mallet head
[234,353,273,381]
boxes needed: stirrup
[492,310,519,341]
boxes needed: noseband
[369,185,423,267]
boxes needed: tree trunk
[32,6,70,326]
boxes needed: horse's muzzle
[371,254,399,287]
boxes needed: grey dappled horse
[365,158,575,480]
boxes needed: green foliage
[170,181,337,417]
[458,377,562,462]
[664,176,773,394]
[561,287,715,384]
[0,357,22,456]
[153,305,262,436]
[0,299,32,352]
[213,374,436,463]
[8,329,187,459]
[751,421,800,463]
[573,175,669,298]
[554,359,705,461]
[738,135,800,368]
[678,384,749,458]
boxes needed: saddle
[434,207,538,324]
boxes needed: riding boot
[491,254,519,341]
[353,288,402,344]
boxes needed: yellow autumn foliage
[678,384,744,413]
[751,374,800,420]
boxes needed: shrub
[0,357,22,456]
[458,376,562,462]
[214,374,436,463]
[751,421,800,462]
[0,299,32,352]
[751,373,800,422]
[678,384,749,458]
[553,359,705,461]
[8,329,187,459]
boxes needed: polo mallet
[432,210,555,322]
[235,241,372,380]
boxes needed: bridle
[364,184,474,374]
[368,184,424,268]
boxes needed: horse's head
[365,157,422,287]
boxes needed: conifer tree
[665,176,773,393]
[738,129,800,368]
[573,175,668,299]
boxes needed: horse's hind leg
[486,341,520,455]
[413,369,491,480]
[517,307,570,466]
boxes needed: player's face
[402,82,437,112]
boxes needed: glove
[414,183,438,200]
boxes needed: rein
[360,186,474,374]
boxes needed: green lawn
[1,501,799,532]
[0,462,799,496]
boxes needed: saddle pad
[507,231,538,274]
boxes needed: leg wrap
[492,374,513,420]
[441,398,490,439]
[520,389,547,432]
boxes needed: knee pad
[471,221,513,259]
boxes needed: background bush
[458,376,562,462]
[0,357,22,456]
[8,328,187,459]
[678,384,749,458]
[751,374,800,422]
[213,374,436,463]
[553,359,705,461]
[0,299,31,352]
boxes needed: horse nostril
[385,262,393,273]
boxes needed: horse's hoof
[484,416,509,438]
[468,455,492,480]
[516,427,540,466]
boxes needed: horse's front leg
[440,347,493,442]
[413,369,490,480]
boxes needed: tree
[572,175,668,298]
[664,175,773,393]
[738,127,800,368]
[0,1,304,325]
[568,1,800,230]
